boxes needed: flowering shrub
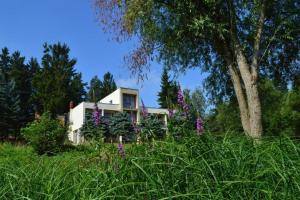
[21,112,66,155]
[168,85,204,140]
[80,113,107,141]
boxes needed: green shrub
[140,114,165,141]
[80,113,107,141]
[21,112,66,155]
[109,112,135,142]
[168,111,195,140]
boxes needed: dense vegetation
[96,0,300,138]
[0,134,299,199]
[0,44,118,141]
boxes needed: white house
[68,87,168,144]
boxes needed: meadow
[0,133,300,200]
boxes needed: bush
[168,111,195,140]
[21,112,66,155]
[109,112,135,142]
[80,113,107,141]
[140,114,165,141]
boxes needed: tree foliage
[87,72,117,102]
[32,43,86,116]
[109,112,134,142]
[157,67,178,108]
[80,112,107,141]
[95,0,300,138]
[140,114,165,141]
[21,112,66,155]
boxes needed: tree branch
[251,0,266,78]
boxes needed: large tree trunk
[220,42,251,134]
[235,51,263,138]
[227,0,265,138]
[227,64,251,134]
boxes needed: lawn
[0,134,300,199]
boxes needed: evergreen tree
[99,72,117,99]
[0,72,20,139]
[0,48,11,81]
[158,67,171,108]
[87,76,102,102]
[32,43,86,116]
[70,73,87,105]
[10,51,34,128]
[109,112,134,142]
[157,67,178,108]
[80,112,107,141]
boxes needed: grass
[0,133,300,199]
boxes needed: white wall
[68,102,85,143]
[99,88,121,105]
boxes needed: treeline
[0,42,117,140]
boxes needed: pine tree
[99,72,117,99]
[157,67,179,108]
[158,67,170,108]
[0,72,20,139]
[87,76,102,102]
[10,51,34,128]
[0,48,11,81]
[32,43,86,116]
[109,112,134,142]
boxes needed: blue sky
[0,0,205,107]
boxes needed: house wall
[99,88,121,106]
[68,102,85,144]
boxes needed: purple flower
[117,143,125,158]
[177,86,190,113]
[183,103,190,113]
[168,109,174,118]
[196,117,204,135]
[93,104,100,126]
[132,121,140,134]
[177,86,184,106]
[141,99,148,117]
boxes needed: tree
[99,72,117,99]
[109,112,134,142]
[140,114,165,141]
[95,0,300,138]
[0,72,20,139]
[0,48,11,81]
[157,67,178,108]
[87,76,102,102]
[10,51,35,128]
[32,43,86,116]
[191,87,206,117]
[80,112,107,141]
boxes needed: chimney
[69,101,74,110]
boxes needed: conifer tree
[0,72,20,139]
[0,48,11,81]
[157,67,178,108]
[99,72,117,99]
[87,76,102,102]
[10,51,34,127]
[32,43,86,116]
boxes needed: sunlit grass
[0,133,299,199]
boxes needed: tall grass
[0,133,299,199]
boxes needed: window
[123,94,136,109]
